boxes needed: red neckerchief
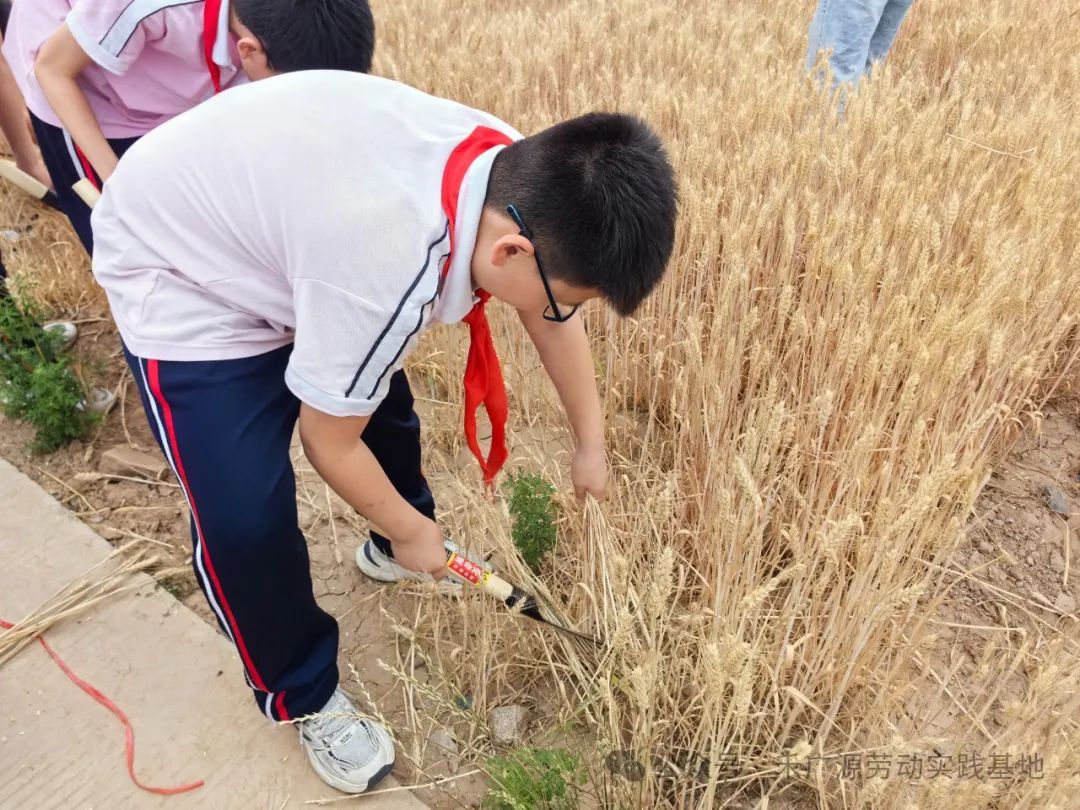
[202,0,224,93]
[440,126,513,488]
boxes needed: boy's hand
[390,518,449,579]
[571,444,609,501]
[14,147,52,191]
[516,309,609,503]
[12,113,53,190]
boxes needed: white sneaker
[42,321,77,351]
[355,537,490,592]
[298,688,396,794]
[75,386,116,414]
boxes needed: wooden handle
[72,178,101,209]
[0,159,49,199]
[478,571,515,601]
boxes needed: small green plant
[0,294,96,453]
[483,747,586,810]
[504,469,558,571]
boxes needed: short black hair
[485,113,677,316]
[0,1,11,37]
[233,0,375,74]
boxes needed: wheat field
[370,0,1080,807]
[3,0,1079,807]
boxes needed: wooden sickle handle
[72,178,101,209]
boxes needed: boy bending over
[92,70,677,794]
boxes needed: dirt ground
[0,303,501,807]
[905,394,1080,744]
[958,399,1080,624]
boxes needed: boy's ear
[490,233,534,268]
[230,11,275,79]
[236,35,272,77]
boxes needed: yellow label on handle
[447,552,484,585]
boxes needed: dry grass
[0,190,99,315]
[3,0,1079,806]
[0,543,178,666]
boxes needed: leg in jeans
[124,343,338,720]
[29,113,140,255]
[866,0,915,68]
[805,0,890,86]
[360,369,436,558]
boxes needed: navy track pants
[29,113,140,255]
[124,343,435,720]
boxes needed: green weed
[503,470,558,571]
[0,294,96,453]
[483,747,586,810]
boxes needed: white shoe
[75,386,116,414]
[42,321,77,351]
[299,688,396,794]
[355,537,489,592]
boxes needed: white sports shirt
[92,70,522,417]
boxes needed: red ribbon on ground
[0,617,204,796]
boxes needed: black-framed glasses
[506,204,580,322]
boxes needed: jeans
[806,0,915,87]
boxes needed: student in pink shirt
[2,0,375,253]
[0,2,47,190]
[0,2,81,353]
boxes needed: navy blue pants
[124,343,435,720]
[29,113,140,255]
